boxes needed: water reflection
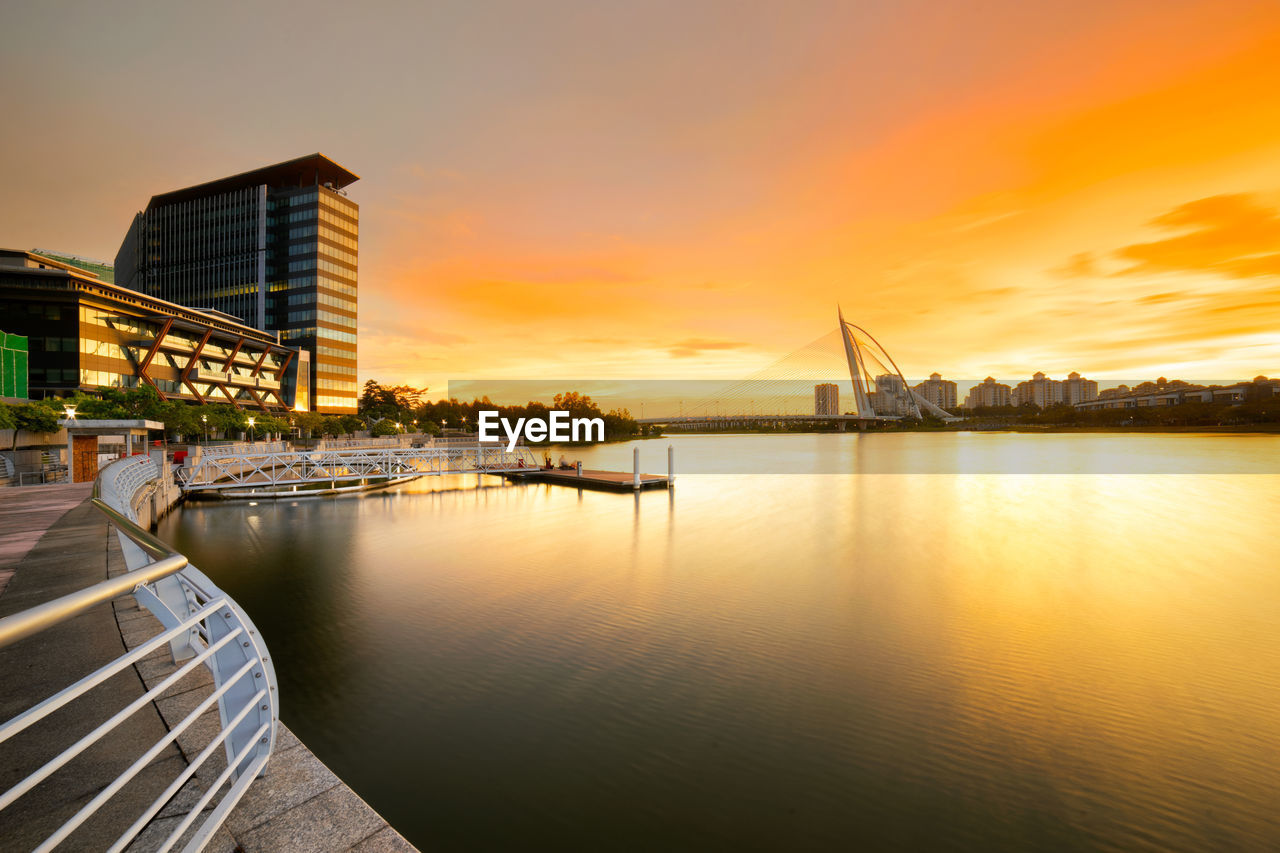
[158,435,1280,851]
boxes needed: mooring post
[667,444,674,486]
[576,461,582,477]
[633,447,640,490]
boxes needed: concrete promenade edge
[0,486,418,852]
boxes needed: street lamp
[247,416,256,443]
[63,405,77,420]
[200,414,208,444]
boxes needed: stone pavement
[0,487,418,851]
[0,481,94,597]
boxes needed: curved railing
[0,457,278,852]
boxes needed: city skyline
[3,1,1279,390]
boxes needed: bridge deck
[502,468,670,491]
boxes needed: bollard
[633,447,640,489]
[667,444,674,486]
[576,461,582,478]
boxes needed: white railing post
[668,444,674,486]
[633,447,640,490]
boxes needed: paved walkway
[0,487,417,851]
[0,482,94,598]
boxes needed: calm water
[157,433,1280,851]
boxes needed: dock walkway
[503,467,670,491]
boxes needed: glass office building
[115,154,358,413]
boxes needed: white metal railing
[0,457,278,852]
[97,453,162,519]
[194,441,290,458]
[178,444,540,491]
[313,436,412,451]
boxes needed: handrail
[0,551,187,649]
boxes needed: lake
[157,432,1280,851]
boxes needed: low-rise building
[1,249,308,410]
[1074,378,1279,411]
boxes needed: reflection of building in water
[912,372,957,411]
[814,383,839,416]
[963,376,1012,409]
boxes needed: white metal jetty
[177,443,540,493]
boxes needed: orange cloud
[1115,194,1280,278]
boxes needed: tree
[359,380,427,422]
[13,404,60,447]
[293,410,328,438]
[370,419,401,437]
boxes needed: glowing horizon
[2,0,1278,396]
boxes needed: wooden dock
[501,467,670,492]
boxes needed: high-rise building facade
[1012,372,1063,408]
[912,372,958,411]
[963,376,1012,409]
[814,383,839,416]
[115,154,358,413]
[1061,371,1099,405]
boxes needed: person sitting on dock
[558,455,572,469]
[544,453,553,469]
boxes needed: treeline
[0,381,655,445]
[0,385,360,443]
[358,382,655,440]
[960,399,1280,428]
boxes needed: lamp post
[200,414,208,444]
[247,416,256,443]
[63,405,77,420]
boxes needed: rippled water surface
[157,433,1280,851]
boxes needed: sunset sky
[3,0,1280,396]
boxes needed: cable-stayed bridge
[637,307,956,427]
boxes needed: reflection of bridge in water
[640,307,955,426]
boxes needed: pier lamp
[395,422,402,433]
[247,417,256,442]
[63,405,77,420]
[201,414,208,444]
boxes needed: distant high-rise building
[1061,371,1098,405]
[814,383,839,416]
[868,374,914,416]
[1012,371,1063,409]
[115,153,358,413]
[963,376,1012,409]
[912,372,957,411]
